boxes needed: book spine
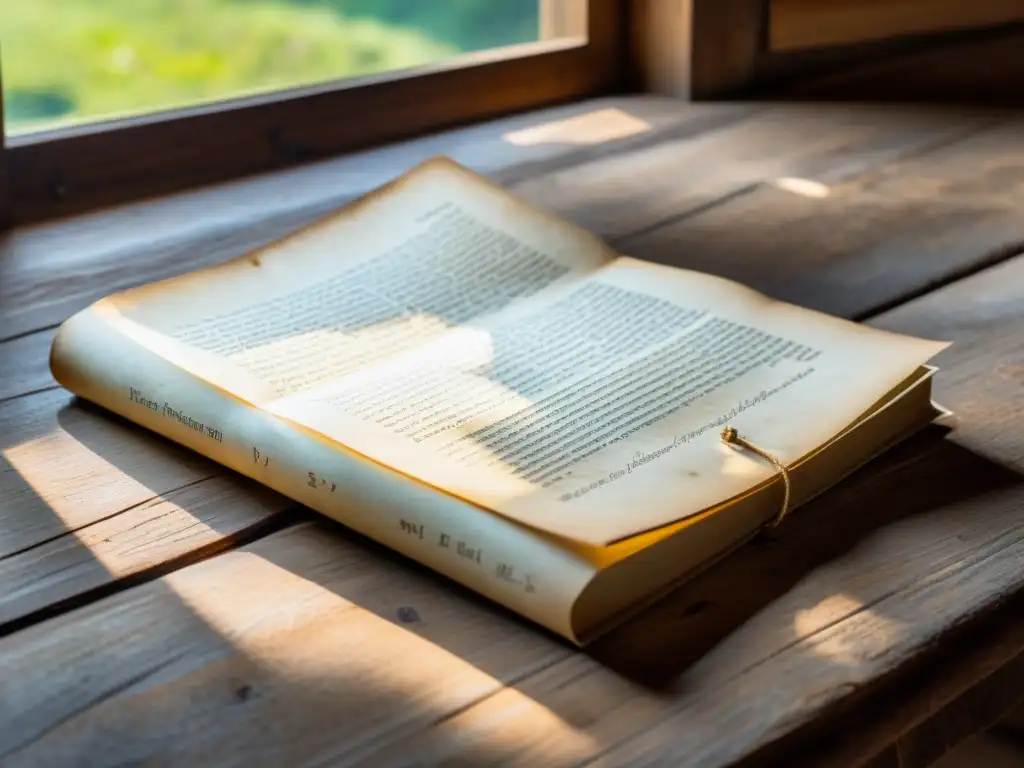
[50,308,594,642]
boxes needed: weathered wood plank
[514,102,992,241]
[624,117,1024,319]
[855,638,1024,768]
[770,0,1024,52]
[0,327,57,403]
[2,255,1023,766]
[0,381,294,632]
[0,390,276,560]
[775,26,1024,104]
[0,522,571,766]
[935,735,1024,768]
[601,502,1024,768]
[0,474,293,634]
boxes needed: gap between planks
[0,504,302,640]
[608,110,1005,248]
[852,241,1024,323]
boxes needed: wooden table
[2,94,1024,767]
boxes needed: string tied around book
[721,425,791,530]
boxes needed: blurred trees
[1,0,538,131]
[308,0,538,51]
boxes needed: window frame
[1,0,627,226]
[632,0,1024,100]
[0,61,10,231]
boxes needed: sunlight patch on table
[794,594,907,666]
[168,548,581,743]
[503,108,652,147]
[435,685,599,763]
[772,177,831,198]
[2,430,157,533]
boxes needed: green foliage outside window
[1,0,539,131]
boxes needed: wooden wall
[771,0,1024,52]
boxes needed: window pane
[2,0,586,136]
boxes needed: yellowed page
[268,257,948,545]
[48,153,949,639]
[51,306,600,643]
[48,156,622,642]
[54,154,946,554]
[100,156,614,409]
[572,368,943,642]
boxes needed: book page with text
[49,157,620,640]
[268,257,948,545]
[97,157,615,408]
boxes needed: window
[635,0,1024,102]
[4,1,579,136]
[770,0,1024,51]
[1,0,623,224]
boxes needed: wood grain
[0,522,572,766]
[0,474,294,635]
[0,328,58,403]
[771,0,1024,52]
[623,116,1024,319]
[690,0,767,99]
[820,626,1024,768]
[0,380,295,632]
[2,251,1023,765]
[513,103,991,240]
[0,389,266,560]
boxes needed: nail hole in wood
[680,599,713,619]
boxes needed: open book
[50,158,949,644]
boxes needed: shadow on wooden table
[4,399,526,764]
[55,395,1024,695]
[585,424,1024,688]
[46,395,1024,689]
[241,419,1024,700]
[0,391,229,632]
[10,395,1023,765]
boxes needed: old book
[50,157,949,644]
